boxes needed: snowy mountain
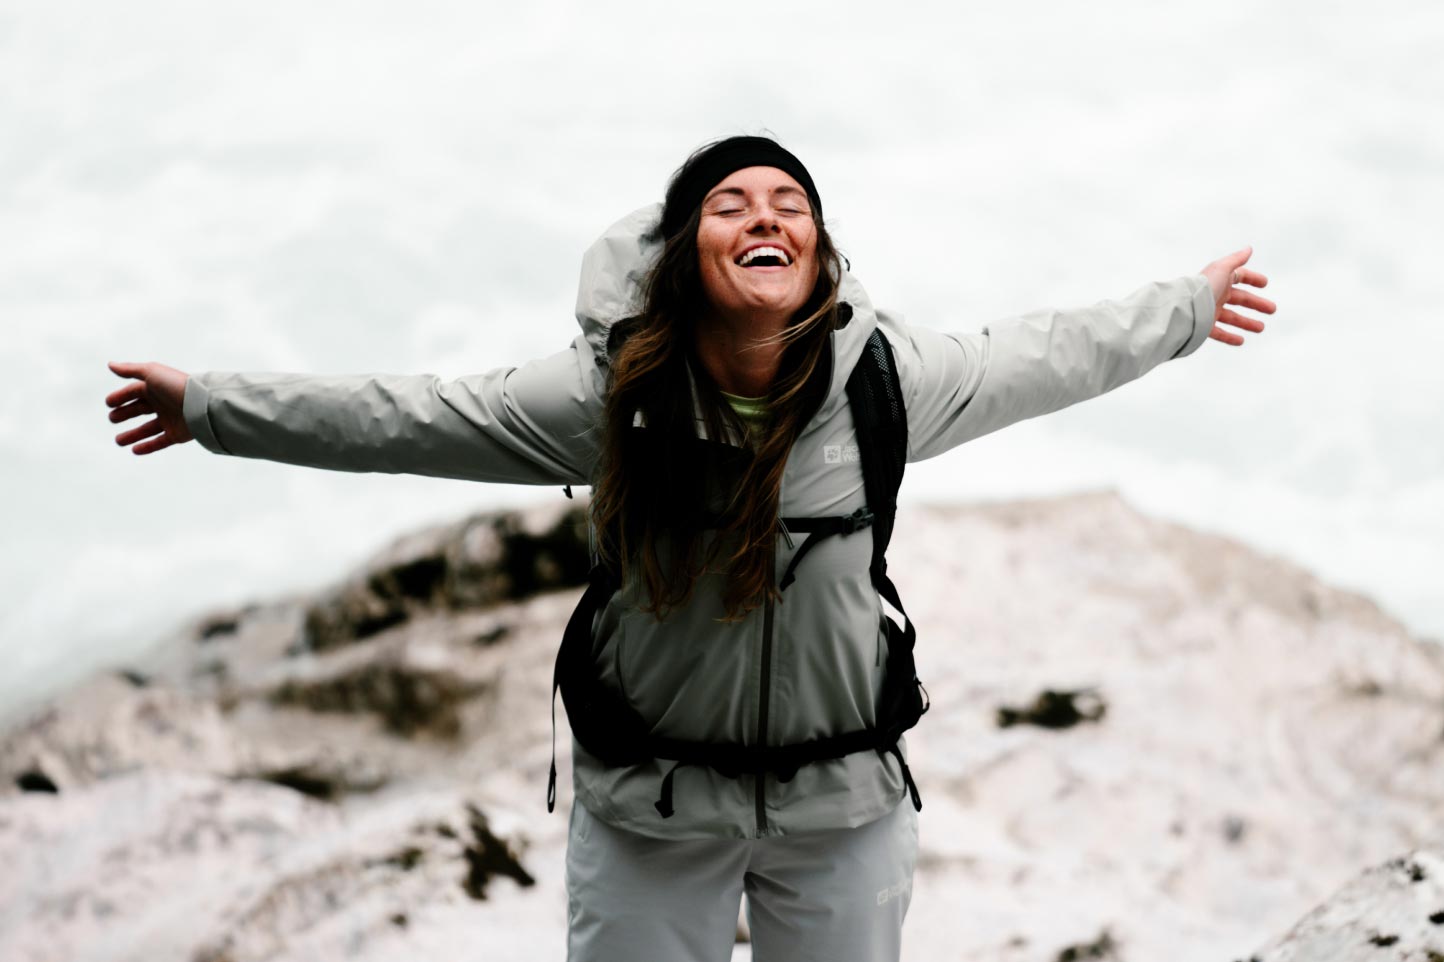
[3,491,1441,961]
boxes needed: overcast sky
[3,0,1441,723]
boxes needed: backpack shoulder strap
[845,327,927,812]
[775,327,908,592]
[844,327,907,574]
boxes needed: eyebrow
[702,184,810,205]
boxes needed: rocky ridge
[2,490,1441,961]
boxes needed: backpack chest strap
[776,507,876,590]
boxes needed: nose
[746,206,781,234]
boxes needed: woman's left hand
[1200,245,1276,346]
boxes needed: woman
[106,135,1274,962]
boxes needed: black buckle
[843,507,875,534]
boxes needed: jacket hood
[573,203,883,421]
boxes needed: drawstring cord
[886,743,922,812]
[547,684,559,812]
[655,761,686,818]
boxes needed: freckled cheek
[798,257,820,291]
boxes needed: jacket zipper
[756,549,776,836]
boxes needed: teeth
[738,246,790,266]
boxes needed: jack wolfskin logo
[876,878,912,905]
[823,444,860,465]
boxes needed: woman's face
[695,166,820,326]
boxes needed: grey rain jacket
[182,203,1216,841]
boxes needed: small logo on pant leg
[876,878,912,906]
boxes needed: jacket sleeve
[888,273,1215,462]
[180,333,606,485]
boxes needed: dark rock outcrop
[300,504,590,654]
[460,802,536,900]
[995,687,1108,729]
[266,655,487,738]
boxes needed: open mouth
[735,246,792,268]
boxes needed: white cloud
[5,0,1442,709]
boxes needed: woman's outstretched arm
[890,246,1276,463]
[106,333,606,486]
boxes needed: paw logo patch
[823,444,860,465]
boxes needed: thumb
[1229,244,1254,269]
[109,360,143,378]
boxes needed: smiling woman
[105,133,1274,962]
[593,145,850,627]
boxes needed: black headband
[660,136,822,239]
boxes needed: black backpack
[547,325,929,818]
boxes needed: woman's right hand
[106,361,194,455]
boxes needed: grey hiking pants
[564,798,920,962]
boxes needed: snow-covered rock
[2,492,1441,961]
[1248,850,1444,962]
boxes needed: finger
[104,380,147,408]
[1223,288,1277,314]
[109,398,154,423]
[1208,325,1244,347]
[1218,307,1266,334]
[108,361,146,379]
[1232,267,1268,288]
[133,434,177,456]
[115,418,165,447]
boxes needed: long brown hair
[590,156,845,621]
